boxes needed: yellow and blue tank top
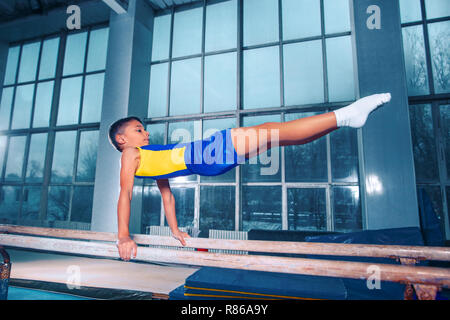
[135,143,191,180]
[134,128,244,180]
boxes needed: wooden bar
[1,224,450,261]
[0,234,449,288]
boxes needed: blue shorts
[184,128,245,176]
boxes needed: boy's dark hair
[108,116,144,152]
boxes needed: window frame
[400,0,450,239]
[0,23,108,228]
[144,0,361,234]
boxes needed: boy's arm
[156,178,190,246]
[116,147,139,261]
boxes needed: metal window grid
[401,0,450,239]
[144,0,361,233]
[0,23,108,228]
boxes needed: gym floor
[6,248,199,299]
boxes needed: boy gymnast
[109,93,391,261]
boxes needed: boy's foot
[334,93,391,128]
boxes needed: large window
[142,0,359,236]
[0,26,108,228]
[400,0,450,239]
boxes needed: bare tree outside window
[402,26,429,96]
[428,22,450,94]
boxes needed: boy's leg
[230,112,337,158]
[230,93,391,158]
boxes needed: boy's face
[116,120,149,149]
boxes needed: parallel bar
[1,225,450,261]
[1,234,449,287]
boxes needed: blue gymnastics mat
[169,227,436,300]
[171,267,347,300]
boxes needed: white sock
[333,93,391,128]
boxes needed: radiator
[208,229,248,255]
[145,226,195,251]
